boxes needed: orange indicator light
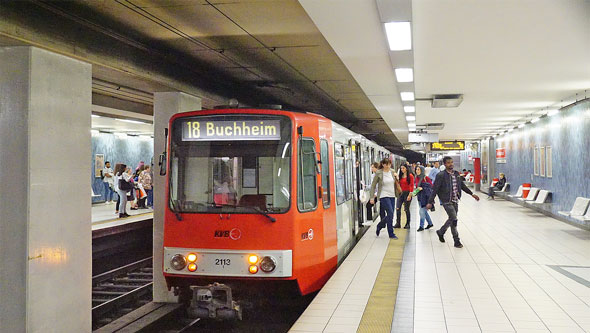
[187,253,197,262]
[248,265,258,274]
[187,263,197,272]
[248,255,259,264]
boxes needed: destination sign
[181,119,281,141]
[430,141,465,151]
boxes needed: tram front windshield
[169,115,291,214]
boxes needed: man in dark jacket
[427,156,480,248]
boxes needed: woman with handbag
[115,164,133,218]
[369,158,402,239]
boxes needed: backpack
[100,169,105,180]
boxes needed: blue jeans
[378,197,396,237]
[419,207,433,228]
[146,189,153,207]
[103,182,114,201]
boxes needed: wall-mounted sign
[181,119,281,141]
[496,148,506,163]
[430,141,465,151]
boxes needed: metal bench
[518,187,540,202]
[558,197,590,218]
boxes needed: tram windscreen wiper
[206,203,276,222]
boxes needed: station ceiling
[0,0,403,150]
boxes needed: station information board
[430,141,466,151]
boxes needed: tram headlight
[187,253,197,262]
[170,254,187,271]
[260,256,277,273]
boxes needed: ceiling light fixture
[117,119,147,124]
[406,116,416,121]
[404,106,415,113]
[518,123,525,128]
[400,92,414,101]
[531,117,540,123]
[547,109,559,116]
[91,114,101,118]
[384,22,412,51]
[395,68,413,82]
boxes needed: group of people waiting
[368,157,482,248]
[101,161,153,219]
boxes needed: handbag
[119,178,133,191]
[359,190,368,204]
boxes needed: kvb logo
[301,228,314,241]
[214,228,241,240]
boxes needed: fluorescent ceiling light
[547,109,559,116]
[518,123,525,128]
[117,119,147,124]
[384,22,412,51]
[91,129,99,135]
[531,117,540,123]
[406,116,416,121]
[400,92,414,101]
[91,114,101,118]
[404,106,415,113]
[508,128,514,132]
[395,68,413,82]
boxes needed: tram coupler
[187,283,242,321]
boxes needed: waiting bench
[558,197,590,219]
[517,187,539,202]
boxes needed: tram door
[354,141,364,228]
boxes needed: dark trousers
[366,201,374,220]
[396,191,412,225]
[377,197,396,237]
[440,202,460,244]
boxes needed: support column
[0,47,92,332]
[153,92,202,302]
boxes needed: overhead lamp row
[487,109,560,139]
[385,21,415,131]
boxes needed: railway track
[92,257,154,329]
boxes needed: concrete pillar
[153,92,202,302]
[0,47,92,332]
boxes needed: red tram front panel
[162,109,338,295]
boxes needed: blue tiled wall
[91,133,154,203]
[494,99,590,226]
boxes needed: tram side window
[320,139,331,207]
[335,144,346,205]
[298,138,317,211]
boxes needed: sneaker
[425,224,434,230]
[403,223,410,229]
[417,227,424,232]
[436,229,445,243]
[454,243,463,248]
[376,227,381,237]
[390,235,398,240]
[393,223,401,229]
[115,211,119,215]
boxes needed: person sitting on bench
[487,173,506,200]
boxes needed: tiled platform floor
[91,203,152,230]
[411,195,590,333]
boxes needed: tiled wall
[91,133,154,202]
[494,99,590,226]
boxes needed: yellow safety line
[91,212,153,226]
[357,215,407,333]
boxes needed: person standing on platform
[429,161,441,180]
[114,163,131,218]
[138,165,153,209]
[369,159,401,240]
[102,161,115,204]
[395,164,414,229]
[366,162,380,220]
[427,156,480,248]
[411,166,434,231]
